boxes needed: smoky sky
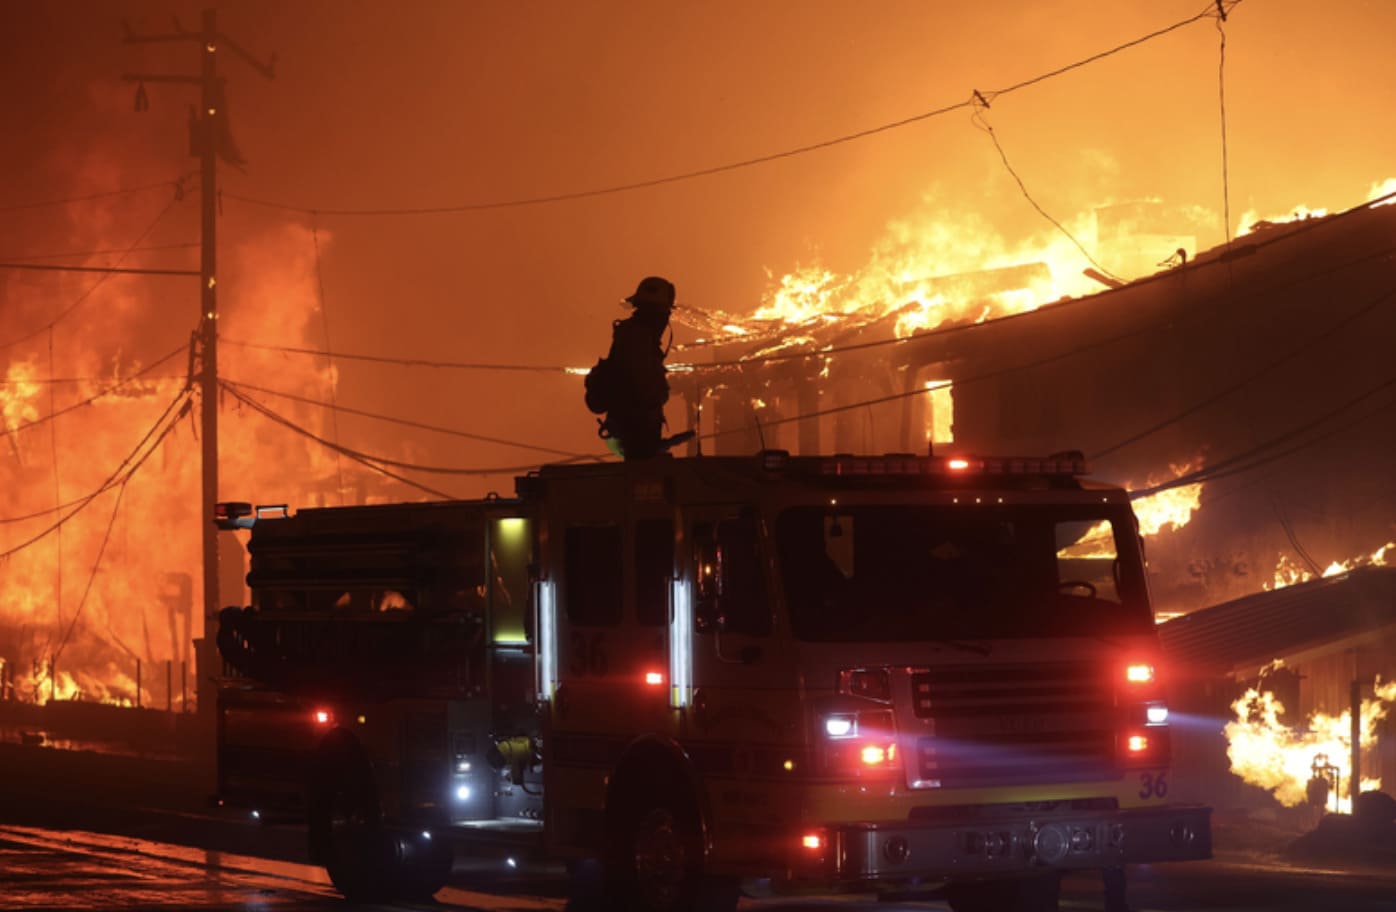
[3,0,1395,494]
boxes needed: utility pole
[124,11,274,732]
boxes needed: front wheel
[606,796,738,912]
[308,757,452,901]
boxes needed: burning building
[1159,567,1396,817]
[673,193,1396,618]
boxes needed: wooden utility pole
[197,8,221,726]
[124,10,274,723]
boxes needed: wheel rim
[632,807,687,910]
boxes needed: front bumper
[807,804,1210,885]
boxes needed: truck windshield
[776,504,1152,641]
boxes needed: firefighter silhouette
[585,276,675,460]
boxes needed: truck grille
[910,663,1117,788]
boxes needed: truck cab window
[1054,518,1122,604]
[564,524,622,626]
[694,515,771,637]
[635,519,673,627]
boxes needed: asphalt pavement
[3,742,1396,911]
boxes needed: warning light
[1126,664,1155,684]
[947,458,971,471]
[644,671,664,686]
[1127,735,1149,753]
[314,709,332,725]
[783,759,795,772]
[801,833,824,850]
[861,745,888,765]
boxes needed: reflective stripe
[669,578,692,708]
[536,580,558,701]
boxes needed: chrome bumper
[823,804,1210,883]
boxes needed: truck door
[541,494,673,851]
[681,505,787,813]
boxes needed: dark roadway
[2,744,1396,911]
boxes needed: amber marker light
[1128,735,1149,753]
[801,833,824,850]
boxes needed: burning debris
[1226,664,1396,814]
[1265,542,1394,592]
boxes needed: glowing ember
[1263,541,1393,591]
[1226,667,1396,814]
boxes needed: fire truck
[214,450,1210,911]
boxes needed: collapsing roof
[1158,566,1396,678]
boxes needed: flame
[728,195,1213,351]
[922,381,954,445]
[1237,205,1330,237]
[1,210,405,708]
[1368,177,1396,207]
[2,358,43,439]
[1061,462,1203,563]
[1131,462,1204,537]
[1225,671,1396,814]
[1263,541,1394,592]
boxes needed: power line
[222,382,590,482]
[217,201,1395,380]
[1128,371,1396,498]
[219,337,575,373]
[49,480,128,667]
[219,245,1396,473]
[1216,6,1232,244]
[970,97,1119,282]
[1090,282,1396,461]
[0,196,185,353]
[4,345,188,437]
[1192,392,1396,509]
[0,387,191,562]
[0,261,199,277]
[222,2,1235,218]
[220,377,587,458]
[220,384,456,498]
[0,374,185,386]
[0,242,198,262]
[0,179,183,215]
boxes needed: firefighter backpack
[583,357,616,414]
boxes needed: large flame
[1126,461,1205,537]
[1,207,402,707]
[732,194,1214,351]
[1226,667,1396,814]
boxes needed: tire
[397,834,454,901]
[946,873,1061,912]
[604,795,738,912]
[308,759,443,899]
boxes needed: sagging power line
[221,1,1241,218]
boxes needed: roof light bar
[815,454,1087,477]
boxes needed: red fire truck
[215,450,1210,911]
